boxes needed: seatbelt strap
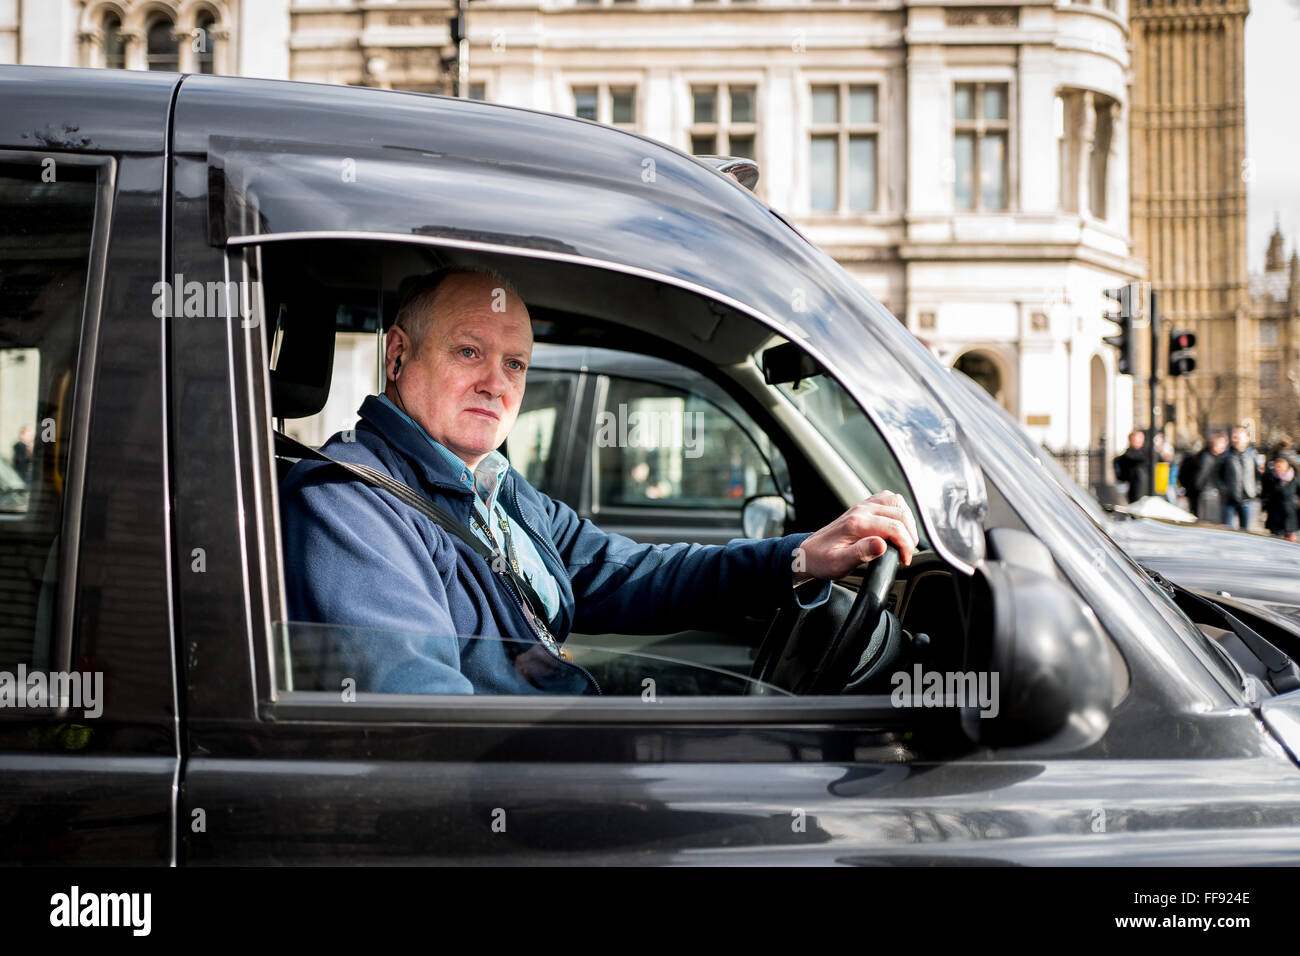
[274,431,558,646]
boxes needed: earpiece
[394,354,402,377]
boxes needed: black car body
[2,65,1300,865]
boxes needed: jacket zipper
[510,482,555,562]
[509,482,574,594]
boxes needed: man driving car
[279,267,919,695]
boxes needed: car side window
[509,372,573,493]
[0,159,97,673]
[593,376,776,510]
[245,239,914,710]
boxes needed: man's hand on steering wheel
[749,491,921,695]
[793,491,920,585]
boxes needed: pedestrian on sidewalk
[1180,433,1226,520]
[1262,455,1298,542]
[1217,427,1261,530]
[1113,430,1149,504]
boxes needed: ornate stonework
[1130,0,1251,441]
[944,8,1019,28]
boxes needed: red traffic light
[1167,328,1197,377]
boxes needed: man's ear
[386,325,409,378]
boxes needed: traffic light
[1102,284,1135,376]
[1168,328,1197,377]
[448,10,466,45]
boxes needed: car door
[160,75,973,863]
[0,67,179,863]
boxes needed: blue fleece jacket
[279,394,819,695]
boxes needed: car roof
[0,65,177,153]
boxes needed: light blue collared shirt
[377,395,561,622]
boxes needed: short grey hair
[393,266,524,357]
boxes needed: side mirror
[742,494,791,539]
[963,548,1115,751]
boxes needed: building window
[1058,88,1116,220]
[690,85,757,160]
[1056,93,1070,210]
[611,88,636,127]
[146,16,179,72]
[469,83,487,101]
[571,85,637,130]
[954,351,1006,408]
[195,11,217,75]
[103,13,126,70]
[1260,360,1280,394]
[574,87,597,120]
[809,83,878,213]
[954,82,1009,211]
[1089,99,1114,220]
[1259,319,1280,347]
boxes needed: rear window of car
[0,156,99,674]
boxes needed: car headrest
[269,301,336,420]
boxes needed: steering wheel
[748,546,902,695]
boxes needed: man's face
[1129,431,1144,449]
[387,275,532,469]
[1212,435,1228,454]
[1231,429,1249,451]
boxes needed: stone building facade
[287,0,1142,451]
[0,0,288,80]
[1129,0,1251,444]
[1249,225,1300,446]
[3,0,1146,452]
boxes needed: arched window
[954,351,1006,409]
[103,12,126,70]
[146,16,179,72]
[195,11,217,75]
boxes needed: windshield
[775,372,925,544]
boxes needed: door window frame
[0,150,115,713]
[225,232,935,729]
